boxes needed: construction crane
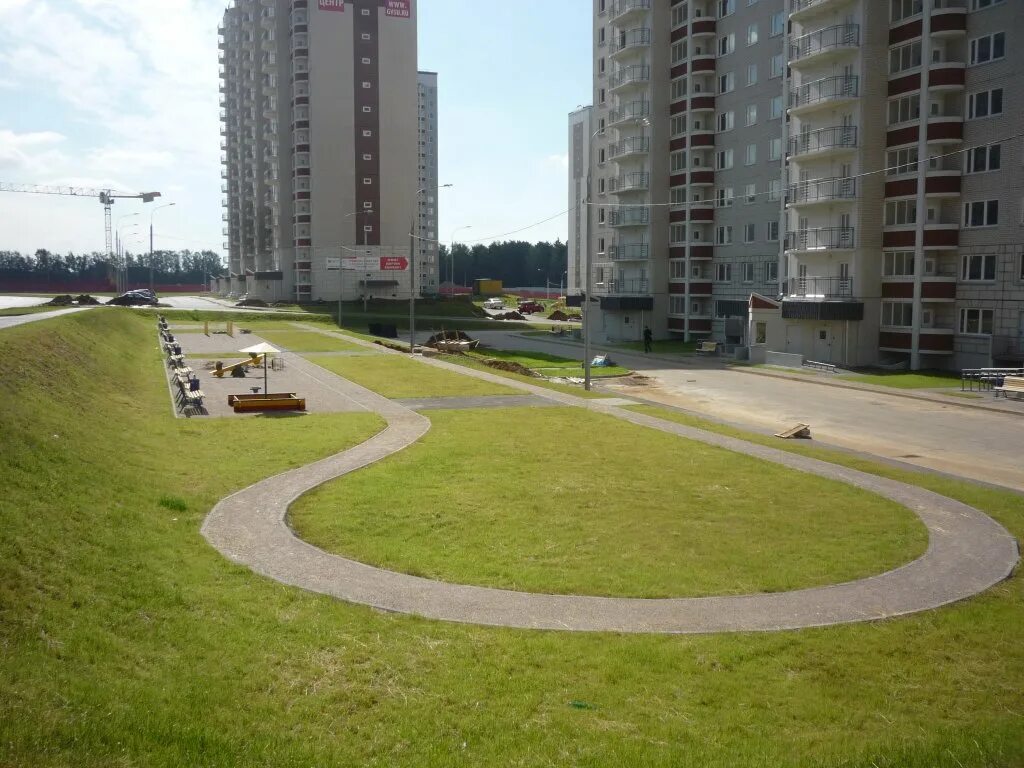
[0,182,161,274]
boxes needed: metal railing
[608,172,650,192]
[790,24,860,61]
[788,177,857,205]
[595,278,650,295]
[962,367,1024,391]
[608,136,650,158]
[786,227,855,250]
[608,65,651,89]
[608,101,651,124]
[789,126,858,156]
[610,0,651,21]
[610,28,651,54]
[607,242,651,259]
[608,208,650,227]
[787,276,855,298]
[790,75,859,109]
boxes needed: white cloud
[0,129,68,175]
[546,153,570,170]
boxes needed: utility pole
[408,220,416,353]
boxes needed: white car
[483,298,505,310]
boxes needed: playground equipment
[204,320,235,337]
[213,353,264,378]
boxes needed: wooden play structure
[204,320,235,337]
[228,393,306,413]
[213,353,264,378]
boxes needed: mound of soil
[46,295,74,306]
[235,299,269,308]
[481,359,539,377]
[547,310,569,321]
[373,340,410,353]
[107,294,157,306]
[493,311,526,321]
[74,294,102,305]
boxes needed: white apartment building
[583,0,1023,370]
[568,106,595,296]
[416,71,440,295]
[219,0,427,303]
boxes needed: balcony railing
[790,24,860,62]
[608,172,650,192]
[607,242,650,259]
[607,136,650,158]
[788,177,857,205]
[610,0,651,22]
[789,125,858,156]
[608,208,651,227]
[786,227,856,251]
[596,278,650,295]
[608,65,651,89]
[608,101,650,124]
[787,276,855,299]
[790,75,859,109]
[610,28,651,55]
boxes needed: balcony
[786,227,855,252]
[609,28,651,57]
[788,177,857,206]
[608,101,650,126]
[787,275,854,299]
[789,25,860,66]
[608,64,651,92]
[595,278,650,295]
[790,0,855,22]
[608,209,650,228]
[608,172,650,193]
[607,243,650,261]
[607,136,650,160]
[789,75,859,115]
[609,0,651,24]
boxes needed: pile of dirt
[106,294,156,306]
[74,294,102,305]
[236,298,269,308]
[481,359,539,377]
[373,340,410,353]
[424,330,475,347]
[493,311,526,321]
[547,310,569,321]
[45,295,74,306]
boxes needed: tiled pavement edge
[200,324,1020,634]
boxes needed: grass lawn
[305,353,519,398]
[291,407,926,598]
[256,329,362,352]
[437,353,614,399]
[133,308,338,325]
[840,370,962,389]
[2,311,1024,767]
[0,304,71,316]
[467,347,632,378]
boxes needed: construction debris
[74,294,101,305]
[45,295,74,306]
[775,423,812,440]
[492,311,526,321]
[547,310,569,321]
[480,359,540,377]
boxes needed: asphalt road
[0,295,49,310]
[0,306,94,330]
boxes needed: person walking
[643,325,653,353]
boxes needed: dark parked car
[517,301,545,315]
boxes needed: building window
[715,226,733,245]
[747,63,758,86]
[965,144,1001,174]
[361,33,371,40]
[765,261,778,282]
[891,0,923,23]
[745,104,757,125]
[671,77,687,101]
[886,147,919,175]
[670,223,687,244]
[968,88,1003,119]
[769,11,784,36]
[670,296,686,315]
[887,95,920,125]
[671,41,687,63]
[719,0,735,17]
[959,308,994,335]
[742,262,755,282]
[716,263,733,281]
[362,81,371,89]
[670,150,687,172]
[670,115,687,136]
[755,321,767,344]
[963,200,999,228]
[719,33,735,56]
[971,0,1005,8]
[882,301,914,328]
[716,149,734,169]
[768,137,782,161]
[885,199,918,226]
[719,72,735,93]
[716,187,734,207]
[889,41,922,74]
[767,179,781,201]
[671,4,686,27]
[717,110,735,131]
[770,53,784,78]
[769,96,782,119]
[743,223,756,243]
[969,32,1005,65]
[363,129,372,137]
[745,183,756,203]
[767,221,779,241]
[745,143,757,165]
[747,24,758,46]
[961,253,997,281]
[670,260,686,279]
[884,251,915,276]
[670,186,687,206]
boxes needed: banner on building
[318,0,345,12]
[383,0,410,18]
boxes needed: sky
[0,0,591,258]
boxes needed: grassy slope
[1,313,1022,767]
[840,371,962,389]
[305,353,519,398]
[290,407,927,598]
[467,348,631,378]
[436,353,614,399]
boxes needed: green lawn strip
[839,371,962,389]
[466,348,631,379]
[291,407,927,598]
[305,353,518,398]
[133,308,338,325]
[2,311,1024,767]
[536,365,631,379]
[256,329,362,353]
[740,363,820,376]
[438,353,614,398]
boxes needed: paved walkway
[201,326,1019,634]
[0,306,94,330]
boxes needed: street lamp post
[115,212,140,293]
[150,202,176,295]
[410,183,452,353]
[342,210,371,328]
[449,225,472,295]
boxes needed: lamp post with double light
[409,183,452,352]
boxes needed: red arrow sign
[379,256,409,271]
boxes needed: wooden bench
[993,377,1024,400]
[696,341,719,354]
[174,378,204,410]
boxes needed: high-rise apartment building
[568,106,595,296]
[219,0,424,303]
[585,0,1022,370]
[416,71,440,294]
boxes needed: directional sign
[325,257,342,270]
[379,256,409,271]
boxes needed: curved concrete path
[202,336,1019,634]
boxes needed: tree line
[0,249,226,287]
[437,240,568,289]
